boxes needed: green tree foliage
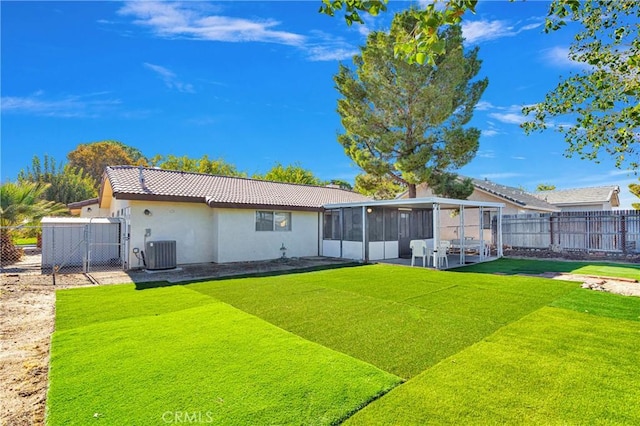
[335,15,486,199]
[630,180,640,210]
[328,179,353,190]
[523,1,640,170]
[0,181,68,227]
[254,163,324,186]
[18,155,97,204]
[150,154,246,177]
[319,0,477,65]
[536,184,557,191]
[0,180,68,263]
[68,141,146,184]
[354,173,405,200]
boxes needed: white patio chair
[434,240,451,268]
[409,240,429,267]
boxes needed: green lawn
[48,285,400,425]
[457,257,640,280]
[13,236,37,245]
[47,261,640,424]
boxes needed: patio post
[479,206,484,261]
[459,205,465,265]
[433,203,440,269]
[497,206,503,257]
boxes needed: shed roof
[102,166,370,211]
[534,186,620,206]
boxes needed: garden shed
[41,217,126,272]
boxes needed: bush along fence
[501,210,640,262]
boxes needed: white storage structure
[41,217,125,272]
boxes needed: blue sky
[1,1,637,208]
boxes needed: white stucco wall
[78,203,110,218]
[213,208,320,263]
[126,200,215,267]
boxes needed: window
[323,210,341,240]
[256,211,291,231]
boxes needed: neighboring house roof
[67,198,99,209]
[101,166,370,211]
[469,178,560,212]
[535,186,620,207]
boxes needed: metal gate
[41,217,128,273]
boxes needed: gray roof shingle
[470,178,559,211]
[535,186,620,206]
[104,166,370,210]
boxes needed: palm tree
[1,181,68,263]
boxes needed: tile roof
[469,178,559,211]
[103,166,370,210]
[534,186,620,206]
[67,197,99,209]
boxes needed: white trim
[325,196,504,210]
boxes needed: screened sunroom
[321,197,505,269]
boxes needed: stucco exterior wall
[213,208,320,263]
[556,203,608,212]
[127,200,215,267]
[77,203,110,218]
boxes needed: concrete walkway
[88,256,358,285]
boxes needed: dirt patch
[535,272,640,297]
[0,273,94,426]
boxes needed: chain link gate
[1,218,128,277]
[41,217,128,274]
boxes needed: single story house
[80,166,504,269]
[534,186,620,211]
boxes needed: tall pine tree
[334,12,487,198]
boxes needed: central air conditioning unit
[145,240,177,270]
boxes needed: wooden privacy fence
[502,210,640,253]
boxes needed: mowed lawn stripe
[188,265,578,379]
[457,258,640,280]
[551,287,640,322]
[47,297,401,425]
[55,284,217,331]
[347,306,640,425]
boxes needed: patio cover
[323,197,505,268]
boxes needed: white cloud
[479,172,524,180]
[543,46,590,69]
[119,1,305,46]
[481,129,499,137]
[512,156,526,160]
[306,30,359,62]
[462,19,542,44]
[475,100,494,111]
[144,62,195,93]
[477,150,495,158]
[488,112,526,125]
[1,92,121,118]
